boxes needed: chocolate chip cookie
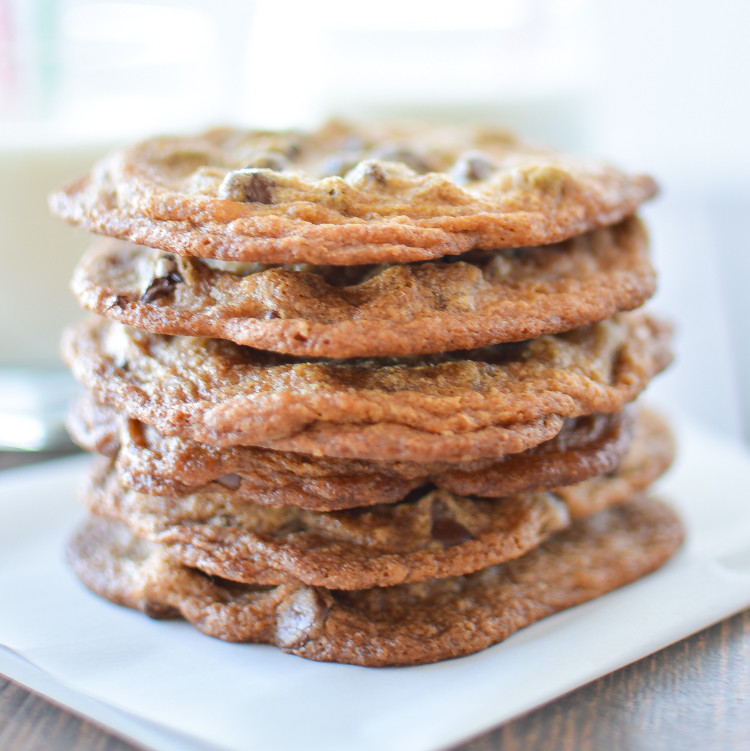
[81,409,673,589]
[68,496,683,666]
[71,217,655,357]
[49,121,657,265]
[54,120,681,666]
[62,312,671,461]
[69,395,642,510]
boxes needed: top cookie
[49,121,657,265]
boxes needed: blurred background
[0,0,747,449]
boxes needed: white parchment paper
[1,415,750,751]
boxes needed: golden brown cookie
[69,392,641,510]
[71,217,655,357]
[83,408,672,589]
[49,121,657,265]
[86,466,568,590]
[61,312,671,462]
[68,496,684,666]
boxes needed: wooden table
[2,451,750,751]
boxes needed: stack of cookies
[51,122,683,666]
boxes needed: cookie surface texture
[68,497,684,666]
[62,312,671,461]
[82,409,673,589]
[71,217,655,357]
[50,121,657,264]
[68,395,638,510]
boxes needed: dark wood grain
[0,678,134,751]
[459,608,750,751]
[2,451,749,751]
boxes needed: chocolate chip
[366,162,388,185]
[430,497,474,547]
[140,275,180,303]
[141,599,178,620]
[265,309,281,320]
[140,255,184,304]
[216,473,242,490]
[152,254,181,280]
[345,160,389,186]
[218,169,275,203]
[369,144,431,173]
[276,587,332,649]
[450,152,496,184]
[107,294,129,309]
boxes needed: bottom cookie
[68,496,683,666]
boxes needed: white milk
[0,137,112,367]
